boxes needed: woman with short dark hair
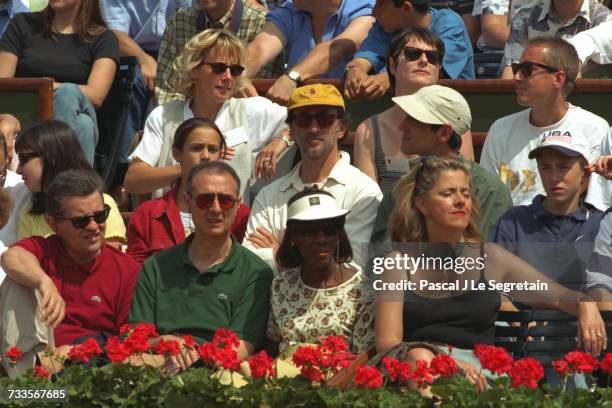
[269,186,375,354]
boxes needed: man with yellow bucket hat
[244,84,382,272]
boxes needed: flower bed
[1,325,611,407]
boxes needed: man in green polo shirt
[369,85,512,275]
[128,161,273,370]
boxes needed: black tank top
[402,244,500,349]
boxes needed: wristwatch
[286,70,303,86]
[273,134,292,147]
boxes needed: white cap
[286,193,348,222]
[392,85,472,136]
[528,129,591,162]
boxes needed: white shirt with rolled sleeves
[130,97,288,167]
[244,152,383,272]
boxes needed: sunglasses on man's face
[403,47,442,65]
[56,204,111,229]
[193,192,237,211]
[511,61,560,78]
[17,152,40,166]
[293,222,341,238]
[202,62,245,76]
[290,112,340,129]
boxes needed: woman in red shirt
[126,117,250,264]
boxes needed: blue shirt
[101,0,194,52]
[489,195,605,290]
[0,0,29,36]
[354,7,475,79]
[266,0,374,78]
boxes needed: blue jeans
[119,66,149,163]
[53,83,98,164]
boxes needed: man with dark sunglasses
[128,161,273,371]
[344,0,474,101]
[244,84,382,272]
[481,37,611,211]
[500,0,612,79]
[0,170,140,377]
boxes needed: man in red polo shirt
[0,170,140,377]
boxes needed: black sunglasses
[290,112,340,128]
[202,62,245,76]
[511,61,559,78]
[55,204,111,229]
[403,47,442,65]
[293,222,341,238]
[17,151,40,166]
[192,192,237,211]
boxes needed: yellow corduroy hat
[287,84,345,112]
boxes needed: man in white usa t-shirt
[480,36,610,209]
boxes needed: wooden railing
[0,77,54,125]
[252,79,612,146]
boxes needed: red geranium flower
[105,336,131,363]
[430,354,459,377]
[32,365,51,379]
[153,339,182,356]
[5,346,23,364]
[181,335,197,348]
[248,351,276,379]
[212,328,240,349]
[508,358,544,389]
[551,359,572,376]
[473,344,513,375]
[292,345,325,383]
[600,353,612,376]
[215,346,241,371]
[354,365,383,389]
[410,360,434,387]
[197,342,219,366]
[565,350,600,374]
[382,357,402,382]
[68,338,102,364]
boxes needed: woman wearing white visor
[267,186,375,354]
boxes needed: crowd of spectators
[0,0,611,394]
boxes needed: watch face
[288,71,300,82]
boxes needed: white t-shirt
[0,171,31,246]
[586,129,612,211]
[129,97,288,166]
[480,104,609,206]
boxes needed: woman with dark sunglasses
[125,28,291,201]
[268,186,375,355]
[14,121,125,248]
[374,156,606,395]
[354,27,475,194]
[126,117,250,264]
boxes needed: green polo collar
[180,234,240,275]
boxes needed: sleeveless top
[402,244,500,349]
[371,115,412,192]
